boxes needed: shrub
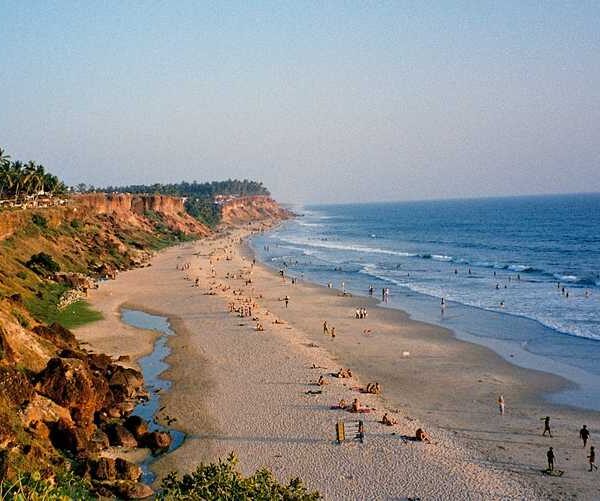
[158,453,321,500]
[25,252,60,275]
[70,219,82,229]
[0,470,94,500]
[31,213,48,228]
[11,309,29,328]
[16,271,27,280]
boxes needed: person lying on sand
[330,399,348,410]
[273,319,285,324]
[317,375,329,386]
[381,413,397,426]
[415,428,431,443]
[335,368,353,378]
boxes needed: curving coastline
[73,219,600,499]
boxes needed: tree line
[102,179,270,198]
[0,147,66,202]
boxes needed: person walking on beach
[542,416,553,437]
[284,295,289,308]
[498,395,505,415]
[588,446,598,471]
[580,425,590,447]
[369,285,374,296]
[547,447,555,472]
[331,326,336,338]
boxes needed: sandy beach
[75,226,600,500]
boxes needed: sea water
[250,194,600,410]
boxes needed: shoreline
[248,226,600,413]
[77,226,600,499]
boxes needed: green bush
[16,271,27,280]
[0,470,94,500]
[11,309,29,328]
[25,252,60,275]
[158,453,321,500]
[31,213,48,229]
[70,219,82,229]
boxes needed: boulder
[124,415,148,440]
[32,323,78,350]
[115,481,154,499]
[89,428,110,452]
[21,393,73,428]
[108,365,144,399]
[36,357,110,426]
[90,457,117,481]
[141,431,171,451]
[0,366,35,406]
[52,272,97,292]
[116,458,142,481]
[96,480,153,499]
[105,423,138,448]
[49,418,89,453]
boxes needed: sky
[1,1,599,204]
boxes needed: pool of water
[121,308,186,484]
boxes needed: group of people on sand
[497,396,598,474]
[326,368,432,443]
[542,419,598,473]
[355,307,368,319]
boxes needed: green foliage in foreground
[158,454,321,501]
[0,470,94,500]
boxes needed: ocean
[250,193,600,410]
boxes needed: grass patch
[24,282,68,324]
[25,283,103,328]
[57,300,103,329]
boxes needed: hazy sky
[1,1,599,204]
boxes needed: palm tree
[10,161,24,202]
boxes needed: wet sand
[75,226,600,500]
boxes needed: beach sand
[75,226,600,500]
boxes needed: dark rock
[36,357,110,426]
[106,423,138,448]
[90,457,117,481]
[49,418,89,453]
[115,481,153,499]
[141,431,171,451]
[89,428,110,452]
[108,365,144,399]
[95,480,153,499]
[124,415,148,440]
[87,353,114,372]
[116,458,142,481]
[0,366,35,406]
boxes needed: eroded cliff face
[75,193,210,236]
[219,195,293,227]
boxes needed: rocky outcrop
[219,195,293,226]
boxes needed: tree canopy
[0,147,66,201]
